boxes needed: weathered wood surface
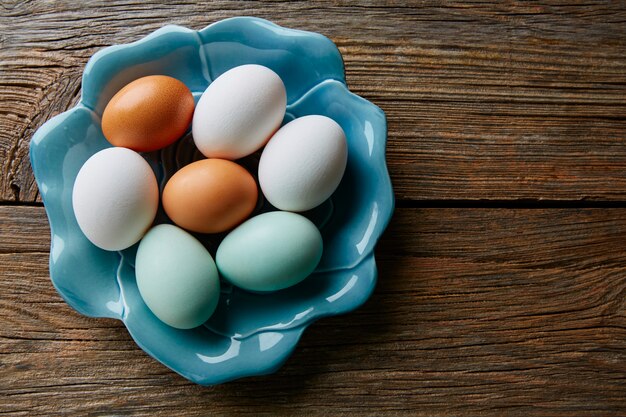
[1,1,626,202]
[1,206,625,416]
[2,1,626,415]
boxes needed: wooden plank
[1,1,626,202]
[1,206,624,416]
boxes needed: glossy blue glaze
[29,17,394,385]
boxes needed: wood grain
[1,206,624,416]
[2,1,626,415]
[1,1,626,202]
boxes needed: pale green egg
[216,211,323,292]
[135,224,220,329]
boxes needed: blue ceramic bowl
[29,17,394,385]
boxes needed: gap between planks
[4,200,626,209]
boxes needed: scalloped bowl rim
[29,17,394,385]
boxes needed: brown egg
[101,75,194,152]
[163,159,258,233]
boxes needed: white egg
[259,115,348,212]
[72,147,158,251]
[192,64,286,160]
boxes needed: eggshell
[258,115,347,212]
[101,75,194,152]
[72,147,158,251]
[192,64,286,160]
[135,224,220,329]
[216,211,323,292]
[162,159,258,233]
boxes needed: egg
[162,159,258,233]
[135,224,220,329]
[258,115,347,212]
[192,64,286,160]
[101,75,194,152]
[216,211,323,292]
[72,147,158,251]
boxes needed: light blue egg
[135,224,220,329]
[217,211,323,292]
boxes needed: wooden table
[2,2,625,415]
